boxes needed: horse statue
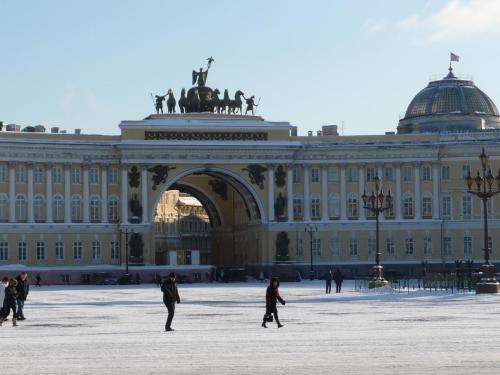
[178,88,188,114]
[210,88,221,113]
[229,90,244,114]
[188,88,201,112]
[166,89,176,114]
[220,89,231,114]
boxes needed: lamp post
[465,148,500,293]
[124,228,129,275]
[362,175,393,288]
[305,224,318,280]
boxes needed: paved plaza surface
[1,281,499,374]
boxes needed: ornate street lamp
[362,174,393,288]
[465,148,500,293]
[305,224,318,280]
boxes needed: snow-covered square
[2,281,499,375]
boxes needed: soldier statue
[154,94,166,114]
[244,95,258,115]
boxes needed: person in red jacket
[262,277,286,328]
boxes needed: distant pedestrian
[259,271,265,283]
[325,270,333,294]
[35,273,41,287]
[333,268,344,293]
[0,278,18,327]
[15,271,29,320]
[135,273,141,284]
[0,276,8,317]
[262,277,285,328]
[161,272,180,332]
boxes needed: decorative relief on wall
[275,165,286,187]
[147,165,176,190]
[242,164,267,189]
[209,179,228,200]
[144,131,267,141]
[128,166,140,188]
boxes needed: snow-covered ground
[1,281,499,375]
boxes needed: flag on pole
[450,52,459,62]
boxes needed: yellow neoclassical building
[1,66,500,282]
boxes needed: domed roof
[398,67,500,134]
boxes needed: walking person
[262,277,286,328]
[333,268,344,293]
[0,278,18,327]
[161,272,180,332]
[15,271,29,320]
[35,273,41,287]
[325,270,333,294]
[0,276,8,318]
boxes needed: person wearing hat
[161,272,180,332]
[262,277,286,328]
[0,278,18,327]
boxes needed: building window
[328,194,340,219]
[109,168,118,185]
[73,241,83,260]
[16,166,25,183]
[462,164,470,179]
[15,195,26,221]
[53,195,64,222]
[34,195,45,221]
[108,197,119,222]
[349,238,358,256]
[92,241,101,260]
[293,196,303,220]
[441,165,451,180]
[90,167,100,185]
[403,195,414,218]
[462,194,472,218]
[463,236,472,257]
[90,196,100,222]
[36,241,46,261]
[405,238,414,255]
[328,167,339,182]
[423,237,432,256]
[0,164,7,183]
[111,241,119,260]
[34,167,44,184]
[348,167,357,182]
[0,194,7,221]
[422,166,432,181]
[296,238,303,258]
[71,167,81,184]
[292,166,301,183]
[71,196,82,221]
[52,167,62,184]
[56,241,64,260]
[442,195,452,219]
[403,166,412,182]
[384,167,393,182]
[312,238,321,256]
[18,241,27,261]
[422,195,432,218]
[348,194,358,218]
[0,241,8,261]
[367,238,375,256]
[443,237,452,256]
[311,168,320,183]
[330,238,340,256]
[311,196,320,219]
[386,238,395,256]
[366,167,376,182]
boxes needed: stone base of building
[476,281,500,294]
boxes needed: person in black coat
[161,272,180,332]
[15,272,29,320]
[333,268,344,293]
[262,277,286,328]
[0,278,18,327]
[325,270,333,294]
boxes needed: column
[27,163,34,223]
[121,165,129,224]
[141,165,148,223]
[433,163,440,219]
[46,164,53,223]
[64,164,71,223]
[303,165,310,221]
[83,164,90,223]
[101,165,108,223]
[414,163,421,220]
[321,165,329,221]
[358,164,365,220]
[395,163,402,220]
[287,165,294,222]
[268,165,275,222]
[340,165,347,220]
[8,162,15,223]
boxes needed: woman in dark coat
[161,272,180,332]
[333,268,344,293]
[262,277,286,328]
[0,278,18,327]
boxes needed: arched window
[348,193,358,219]
[53,195,64,222]
[34,194,46,221]
[0,194,8,222]
[15,194,26,221]
[108,196,119,222]
[328,193,340,219]
[90,196,101,222]
[71,195,82,222]
[403,194,414,218]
